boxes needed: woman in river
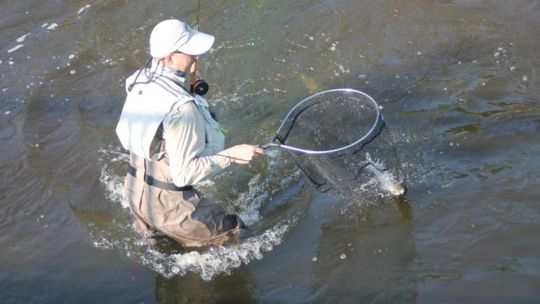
[115,19,264,247]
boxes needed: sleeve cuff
[215,150,232,168]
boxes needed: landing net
[268,88,404,197]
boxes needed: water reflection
[155,270,256,303]
[309,197,416,302]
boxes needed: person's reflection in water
[310,197,417,303]
[155,269,256,303]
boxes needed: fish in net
[263,88,406,198]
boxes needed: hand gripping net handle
[263,88,384,155]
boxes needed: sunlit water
[1,0,539,303]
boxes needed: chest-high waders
[120,70,246,248]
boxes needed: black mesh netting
[274,89,381,154]
[273,89,405,198]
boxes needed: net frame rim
[272,88,383,155]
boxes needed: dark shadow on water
[155,268,256,303]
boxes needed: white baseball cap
[149,19,215,58]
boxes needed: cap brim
[177,31,215,56]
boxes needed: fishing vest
[115,67,194,160]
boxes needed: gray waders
[125,153,246,247]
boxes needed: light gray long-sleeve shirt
[162,94,231,187]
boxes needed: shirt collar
[150,59,186,84]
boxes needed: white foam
[78,4,91,15]
[143,223,290,281]
[7,44,24,53]
[230,174,267,225]
[47,23,58,30]
[338,64,349,73]
[16,33,30,43]
[329,42,337,51]
[99,164,127,208]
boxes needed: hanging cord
[189,0,210,95]
[127,58,158,92]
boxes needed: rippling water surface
[1,0,539,303]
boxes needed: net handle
[260,142,335,155]
[264,88,383,155]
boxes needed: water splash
[138,223,290,281]
[98,148,128,208]
[94,147,301,281]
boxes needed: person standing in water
[115,19,264,247]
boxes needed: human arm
[163,102,231,186]
[221,144,264,164]
[163,102,264,186]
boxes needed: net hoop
[268,88,383,155]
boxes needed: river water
[1,0,539,303]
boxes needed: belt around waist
[127,165,193,192]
